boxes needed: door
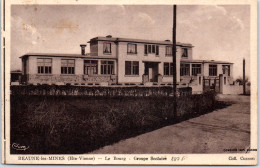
[144,62,159,82]
[149,68,153,82]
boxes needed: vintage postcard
[1,0,258,165]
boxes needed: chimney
[106,35,112,38]
[80,44,87,55]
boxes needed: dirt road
[91,95,250,154]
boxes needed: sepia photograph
[2,0,258,165]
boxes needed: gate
[203,77,220,93]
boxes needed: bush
[11,92,216,154]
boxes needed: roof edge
[88,36,193,47]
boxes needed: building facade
[20,35,234,92]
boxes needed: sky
[11,5,250,79]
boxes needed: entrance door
[144,62,159,82]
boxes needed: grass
[11,92,228,154]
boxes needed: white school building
[20,35,245,94]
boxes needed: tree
[235,77,249,85]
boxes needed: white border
[1,0,258,165]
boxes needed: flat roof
[20,54,232,64]
[89,36,193,47]
[181,59,233,64]
[20,53,116,59]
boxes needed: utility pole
[172,5,177,118]
[243,58,246,95]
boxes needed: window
[180,63,190,76]
[222,65,230,76]
[152,45,155,53]
[125,61,139,75]
[144,45,148,54]
[209,65,217,76]
[166,46,172,56]
[144,44,159,55]
[101,61,114,75]
[125,61,131,75]
[37,58,52,74]
[156,45,159,56]
[164,62,173,76]
[84,60,98,75]
[148,45,151,53]
[192,64,201,76]
[61,59,75,74]
[182,48,188,58]
[127,44,137,54]
[103,43,111,53]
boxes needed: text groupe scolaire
[17,156,168,161]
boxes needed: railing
[22,74,117,85]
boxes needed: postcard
[1,0,257,165]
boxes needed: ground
[91,94,250,154]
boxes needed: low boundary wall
[219,74,250,95]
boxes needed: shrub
[11,92,216,154]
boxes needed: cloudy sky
[11,5,250,79]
